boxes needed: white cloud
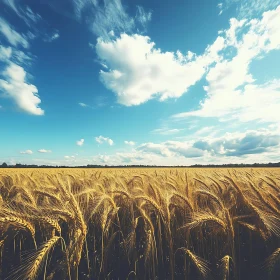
[0,45,12,61]
[64,155,76,159]
[12,50,34,65]
[173,5,280,123]
[194,126,215,136]
[135,6,152,28]
[138,141,204,158]
[152,128,183,135]
[91,0,135,38]
[108,30,115,37]
[0,17,29,48]
[13,126,280,166]
[0,63,44,115]
[96,33,224,106]
[38,149,52,153]
[217,3,223,15]
[193,128,280,156]
[95,135,114,145]
[44,32,60,42]
[24,6,42,24]
[47,0,151,39]
[225,0,280,19]
[76,139,84,146]
[79,102,89,107]
[3,1,42,25]
[2,1,59,45]
[20,150,33,154]
[135,127,280,162]
[98,155,110,163]
[124,140,136,146]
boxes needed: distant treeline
[1,162,280,168]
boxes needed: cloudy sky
[0,0,280,166]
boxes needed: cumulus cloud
[96,33,224,106]
[124,140,136,146]
[95,135,114,145]
[0,63,44,115]
[20,150,33,154]
[92,151,150,165]
[193,129,280,156]
[137,127,280,160]
[43,126,280,166]
[0,17,29,48]
[138,142,204,158]
[98,155,110,163]
[76,139,84,146]
[173,5,280,123]
[38,149,52,153]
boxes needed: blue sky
[0,0,280,166]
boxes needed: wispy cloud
[135,6,152,29]
[0,63,44,115]
[3,1,42,25]
[43,32,60,42]
[2,1,60,45]
[12,50,34,65]
[0,17,29,48]
[64,155,76,159]
[124,140,136,146]
[152,128,183,135]
[217,3,223,15]
[20,150,33,154]
[95,135,114,145]
[38,149,52,153]
[76,139,84,146]
[0,45,12,61]
[194,126,215,136]
[224,0,280,19]
[48,0,151,39]
[0,44,34,65]
[91,0,135,39]
[78,102,89,107]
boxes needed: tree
[1,162,8,168]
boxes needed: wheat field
[0,168,279,280]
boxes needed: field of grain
[0,168,279,280]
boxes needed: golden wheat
[0,168,279,279]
